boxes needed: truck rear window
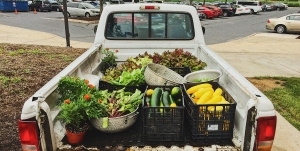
[105,12,194,39]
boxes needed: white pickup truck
[18,3,276,151]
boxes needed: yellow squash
[205,95,222,104]
[186,83,212,95]
[196,91,213,104]
[213,88,223,97]
[192,87,214,99]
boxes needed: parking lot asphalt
[0,24,299,150]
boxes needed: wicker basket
[144,63,186,85]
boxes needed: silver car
[66,2,100,17]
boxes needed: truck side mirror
[202,26,205,35]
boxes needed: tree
[100,0,103,14]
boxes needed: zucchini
[150,88,162,107]
[169,95,177,107]
[162,91,170,107]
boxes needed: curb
[68,19,99,24]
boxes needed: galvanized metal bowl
[90,107,139,133]
[183,69,222,83]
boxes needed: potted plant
[56,76,143,136]
[99,48,119,75]
[56,77,97,145]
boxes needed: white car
[234,4,251,15]
[266,13,300,33]
[67,2,100,17]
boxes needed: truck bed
[60,110,235,149]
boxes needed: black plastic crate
[98,80,146,92]
[183,82,236,139]
[142,85,185,142]
[169,67,192,77]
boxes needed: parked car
[28,0,52,12]
[266,13,300,33]
[270,2,286,11]
[151,14,165,24]
[196,6,218,19]
[232,0,262,14]
[113,13,148,25]
[66,2,100,17]
[49,0,63,12]
[198,11,206,20]
[264,4,274,11]
[234,4,251,15]
[215,4,236,17]
[203,5,223,17]
[261,4,266,12]
[281,3,288,10]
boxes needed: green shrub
[287,2,300,7]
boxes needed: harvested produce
[185,83,230,112]
[150,88,163,107]
[146,89,154,96]
[102,48,207,86]
[146,86,182,107]
[186,83,212,95]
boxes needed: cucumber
[150,88,162,107]
[162,91,170,107]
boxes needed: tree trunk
[100,0,103,14]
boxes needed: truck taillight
[267,20,270,23]
[254,116,277,151]
[18,119,39,151]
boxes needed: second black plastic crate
[169,67,192,77]
[142,85,185,142]
[183,82,236,139]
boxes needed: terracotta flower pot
[65,124,88,145]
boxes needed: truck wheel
[275,25,286,34]
[223,12,228,17]
[67,12,71,17]
[57,8,60,12]
[203,14,207,19]
[250,9,254,14]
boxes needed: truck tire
[223,11,228,17]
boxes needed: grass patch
[9,51,17,56]
[0,75,23,87]
[257,77,300,131]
